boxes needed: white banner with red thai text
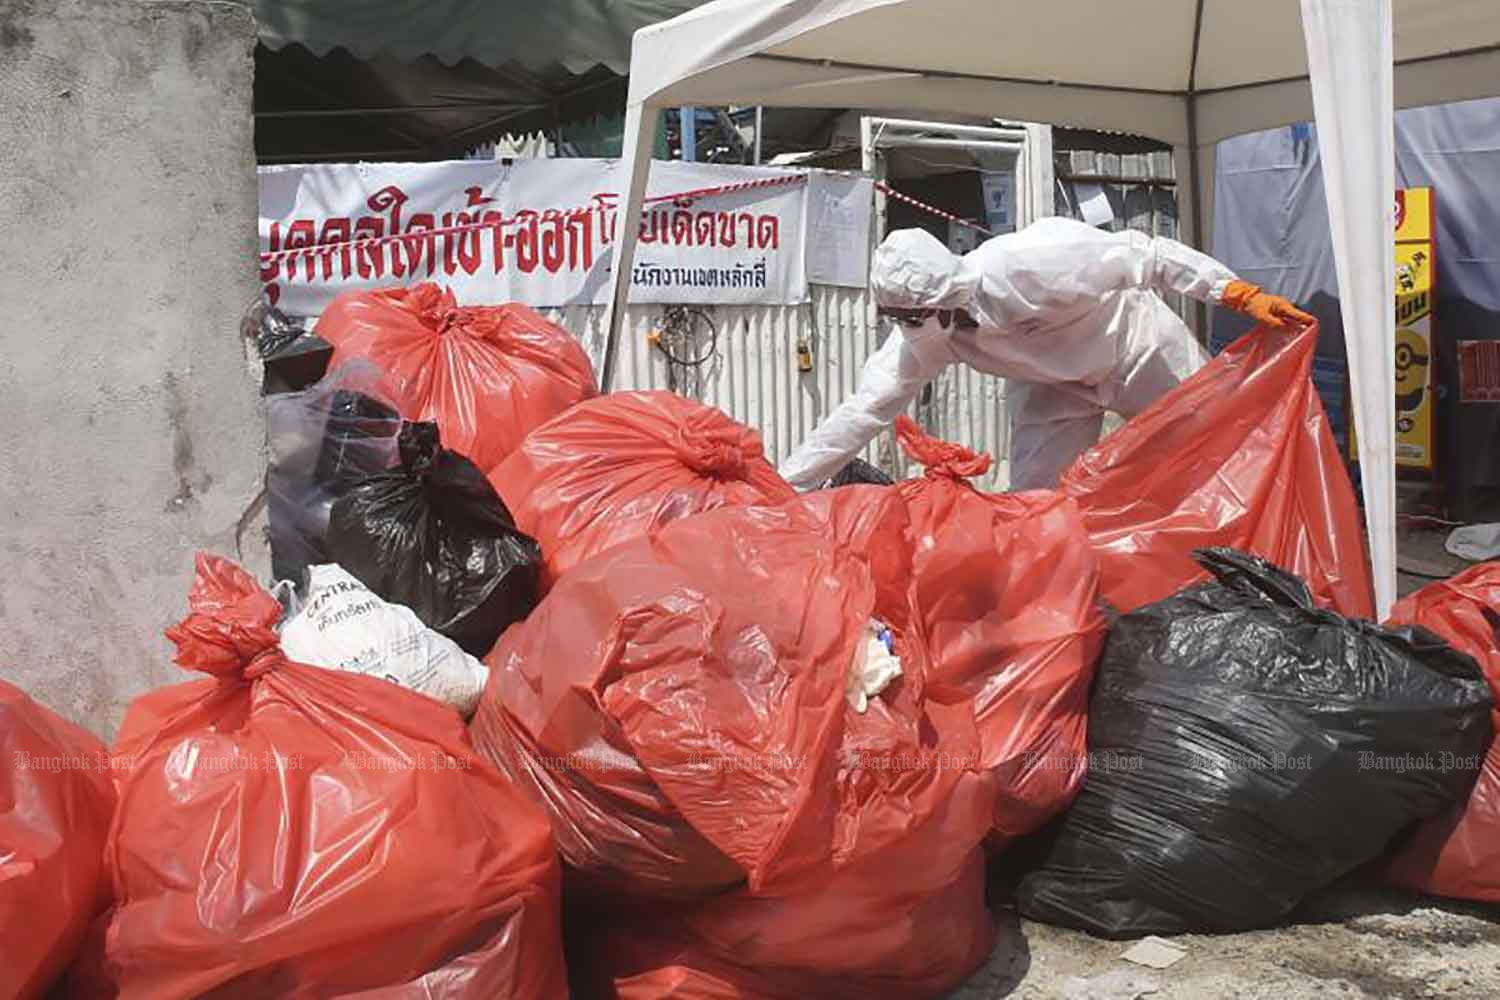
[258,158,817,315]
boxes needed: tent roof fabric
[626,0,1500,146]
[254,44,629,163]
[255,0,707,73]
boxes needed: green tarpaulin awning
[255,0,704,73]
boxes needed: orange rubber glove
[1222,279,1315,329]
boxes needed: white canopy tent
[604,0,1500,618]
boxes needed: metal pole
[872,137,1026,153]
[1186,93,1209,340]
[862,117,1029,143]
[754,106,764,165]
[601,106,659,391]
[680,106,697,161]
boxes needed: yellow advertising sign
[1352,187,1436,472]
[1394,187,1433,243]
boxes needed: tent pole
[1186,92,1208,339]
[601,104,658,391]
[1185,0,1209,339]
[680,106,697,161]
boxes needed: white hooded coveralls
[778,218,1240,491]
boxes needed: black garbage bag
[266,365,403,582]
[244,300,305,359]
[821,457,894,489]
[327,421,542,656]
[1017,548,1494,938]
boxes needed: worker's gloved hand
[1222,280,1315,329]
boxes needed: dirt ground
[951,879,1500,999]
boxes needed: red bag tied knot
[675,427,752,480]
[895,414,992,481]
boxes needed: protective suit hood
[871,229,980,311]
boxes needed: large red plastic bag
[1058,322,1374,619]
[1386,562,1500,901]
[489,390,795,591]
[316,283,597,472]
[0,682,114,1000]
[894,416,1107,843]
[90,554,566,999]
[566,487,1001,998]
[591,852,994,1000]
[469,499,878,899]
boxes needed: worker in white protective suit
[779,219,1314,490]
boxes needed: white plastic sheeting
[1301,0,1397,617]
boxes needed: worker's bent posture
[779,220,1312,491]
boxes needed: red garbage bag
[0,682,114,1000]
[489,390,795,591]
[894,416,1107,844]
[1385,562,1500,901]
[316,283,596,472]
[1058,322,1374,619]
[591,852,994,1000]
[565,486,1000,998]
[89,554,566,999]
[469,499,875,899]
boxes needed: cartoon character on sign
[1395,327,1430,434]
[1397,249,1428,293]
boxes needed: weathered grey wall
[0,0,267,737]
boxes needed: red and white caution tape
[874,181,994,238]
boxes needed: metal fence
[546,285,903,478]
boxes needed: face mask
[892,311,954,345]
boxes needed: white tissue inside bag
[278,564,489,717]
[846,624,903,713]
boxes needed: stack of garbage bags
[471,487,997,997]
[21,293,1500,999]
[470,411,1107,996]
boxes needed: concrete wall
[0,0,267,737]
